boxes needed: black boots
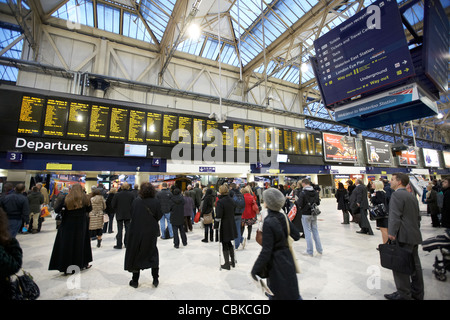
[221,246,236,270]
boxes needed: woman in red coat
[241,186,258,242]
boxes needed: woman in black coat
[335,182,350,224]
[425,184,440,228]
[370,181,388,243]
[0,208,23,299]
[49,184,93,274]
[251,188,301,300]
[200,189,215,242]
[215,184,237,270]
[125,182,163,288]
[170,188,186,248]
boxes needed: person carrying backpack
[295,179,323,257]
[230,183,245,250]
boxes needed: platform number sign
[7,151,23,163]
[152,158,161,167]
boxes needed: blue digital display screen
[313,0,415,107]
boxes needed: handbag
[256,229,263,246]
[283,214,301,274]
[251,199,260,214]
[103,213,109,223]
[378,240,414,274]
[9,269,40,300]
[203,213,213,224]
[288,204,297,221]
[369,203,388,220]
[194,211,201,223]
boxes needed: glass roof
[0,0,447,146]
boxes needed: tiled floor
[15,197,449,300]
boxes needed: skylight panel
[97,3,120,34]
[123,11,152,43]
[139,0,175,43]
[52,0,95,28]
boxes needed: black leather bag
[378,240,414,274]
[369,203,388,220]
[10,269,40,300]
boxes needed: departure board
[193,118,204,146]
[162,114,178,144]
[283,130,293,153]
[89,105,109,139]
[299,132,308,155]
[146,112,162,143]
[67,101,89,138]
[128,109,146,142]
[178,116,192,144]
[43,98,68,137]
[109,107,128,140]
[205,120,219,147]
[244,125,255,150]
[17,95,45,135]
[313,0,414,106]
[292,131,301,154]
[233,123,244,149]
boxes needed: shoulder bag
[283,214,301,274]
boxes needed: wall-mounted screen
[323,132,357,162]
[422,148,440,167]
[124,144,147,157]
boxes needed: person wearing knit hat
[251,187,302,300]
[263,188,286,212]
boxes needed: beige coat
[89,195,106,230]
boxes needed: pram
[422,229,450,281]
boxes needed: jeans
[159,212,173,239]
[8,219,22,238]
[301,215,323,255]
[234,215,243,249]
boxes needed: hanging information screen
[128,109,146,142]
[313,0,415,107]
[67,101,89,138]
[162,114,178,144]
[89,104,109,139]
[17,95,45,135]
[109,107,128,140]
[178,116,192,144]
[146,112,162,143]
[43,98,68,137]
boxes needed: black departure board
[146,112,162,143]
[178,116,192,144]
[205,120,219,147]
[162,114,178,144]
[193,118,204,146]
[17,95,45,135]
[292,131,300,154]
[43,98,68,137]
[89,104,109,139]
[283,130,293,153]
[222,125,232,148]
[128,109,146,142]
[244,125,255,150]
[109,107,128,140]
[67,101,89,138]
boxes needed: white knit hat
[263,188,285,211]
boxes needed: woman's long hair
[65,184,90,210]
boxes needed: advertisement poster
[365,139,392,165]
[422,148,440,167]
[443,151,450,169]
[323,133,357,163]
[398,147,417,166]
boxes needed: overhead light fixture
[187,23,201,40]
[437,112,444,119]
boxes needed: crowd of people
[1,175,449,300]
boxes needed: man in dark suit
[384,173,424,300]
[352,179,373,235]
